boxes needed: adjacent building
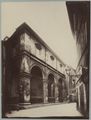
[66,1,90,118]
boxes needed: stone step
[9,101,69,111]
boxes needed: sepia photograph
[1,0,90,119]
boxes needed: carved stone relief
[21,56,30,73]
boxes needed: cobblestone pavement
[6,103,83,118]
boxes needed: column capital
[19,72,31,79]
[43,79,48,83]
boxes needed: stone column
[54,78,59,103]
[43,79,48,103]
[83,83,87,112]
[65,73,70,99]
[78,87,80,109]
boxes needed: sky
[1,1,78,69]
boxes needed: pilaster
[19,76,31,104]
[54,78,59,103]
[19,54,31,104]
[43,75,48,104]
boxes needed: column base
[55,101,59,103]
[44,101,48,104]
[43,96,48,104]
[18,102,31,109]
[55,97,59,103]
[19,102,31,105]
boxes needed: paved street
[6,103,83,118]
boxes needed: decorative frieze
[21,55,31,73]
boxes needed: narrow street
[6,103,83,118]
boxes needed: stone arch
[48,73,55,103]
[30,65,43,104]
[58,78,67,102]
[30,63,45,78]
[30,63,43,71]
[47,70,55,77]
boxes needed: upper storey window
[35,43,42,50]
[60,64,63,67]
[50,55,54,61]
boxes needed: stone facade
[2,23,68,115]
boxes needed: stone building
[2,23,68,115]
[66,1,90,118]
[65,66,77,103]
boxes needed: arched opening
[58,78,67,102]
[48,74,55,103]
[30,66,43,104]
[58,79,63,102]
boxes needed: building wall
[66,1,90,118]
[66,1,90,68]
[76,23,88,62]
[2,23,68,115]
[20,32,65,74]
